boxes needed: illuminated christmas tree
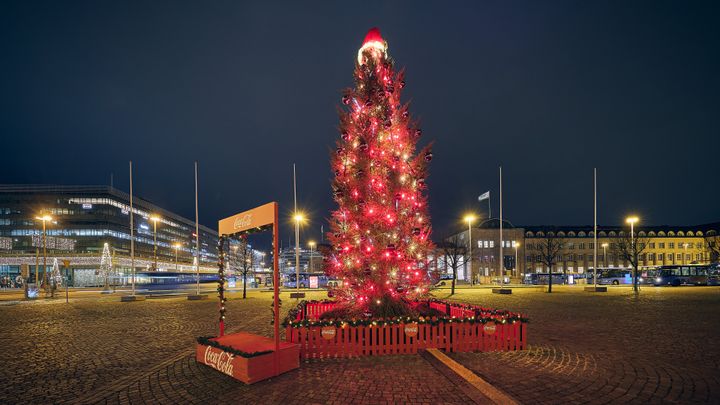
[327,28,434,317]
[50,258,63,288]
[99,242,113,290]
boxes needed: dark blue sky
[1,1,718,239]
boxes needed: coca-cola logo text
[233,214,253,230]
[203,346,235,376]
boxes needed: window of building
[568,243,575,250]
[589,242,594,249]
[658,253,664,261]
[649,243,655,249]
[659,242,665,249]
[578,243,585,250]
[669,242,675,249]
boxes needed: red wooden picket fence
[285,300,527,359]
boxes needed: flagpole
[130,161,135,295]
[293,164,300,295]
[488,196,492,220]
[195,161,200,295]
[593,168,598,288]
[499,166,503,283]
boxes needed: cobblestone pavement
[1,286,719,404]
[0,290,325,405]
[443,286,720,404]
[93,354,473,404]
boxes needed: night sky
[2,1,719,241]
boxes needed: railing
[286,300,527,359]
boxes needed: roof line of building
[0,184,217,235]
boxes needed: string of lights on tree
[327,28,435,308]
[217,236,227,326]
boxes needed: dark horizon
[2,1,719,240]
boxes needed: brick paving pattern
[444,286,720,404]
[1,286,719,404]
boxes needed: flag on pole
[478,191,490,202]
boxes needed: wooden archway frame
[217,202,280,373]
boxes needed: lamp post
[35,213,53,296]
[308,240,316,274]
[293,213,305,292]
[683,243,689,265]
[173,243,182,272]
[149,215,160,271]
[514,241,520,280]
[625,216,639,292]
[464,215,476,285]
[601,243,608,268]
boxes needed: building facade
[442,218,719,283]
[0,184,219,282]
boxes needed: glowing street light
[625,216,639,292]
[464,214,476,285]
[149,215,161,271]
[601,243,609,267]
[308,240,316,274]
[35,213,54,296]
[513,241,520,279]
[293,212,307,292]
[173,243,182,272]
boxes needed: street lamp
[513,241,520,280]
[625,216,639,292]
[601,243,609,268]
[293,212,306,293]
[149,215,161,271]
[35,213,53,296]
[464,214,476,285]
[173,243,182,272]
[683,243,689,265]
[308,240,316,274]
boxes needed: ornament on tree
[327,27,434,316]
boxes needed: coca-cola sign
[321,326,336,340]
[404,323,418,337]
[233,214,253,230]
[202,345,235,376]
[218,202,276,236]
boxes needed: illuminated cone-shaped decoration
[327,28,434,309]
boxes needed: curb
[423,349,519,405]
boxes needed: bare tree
[613,233,649,293]
[704,230,720,263]
[231,239,254,299]
[530,231,563,293]
[438,234,466,295]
